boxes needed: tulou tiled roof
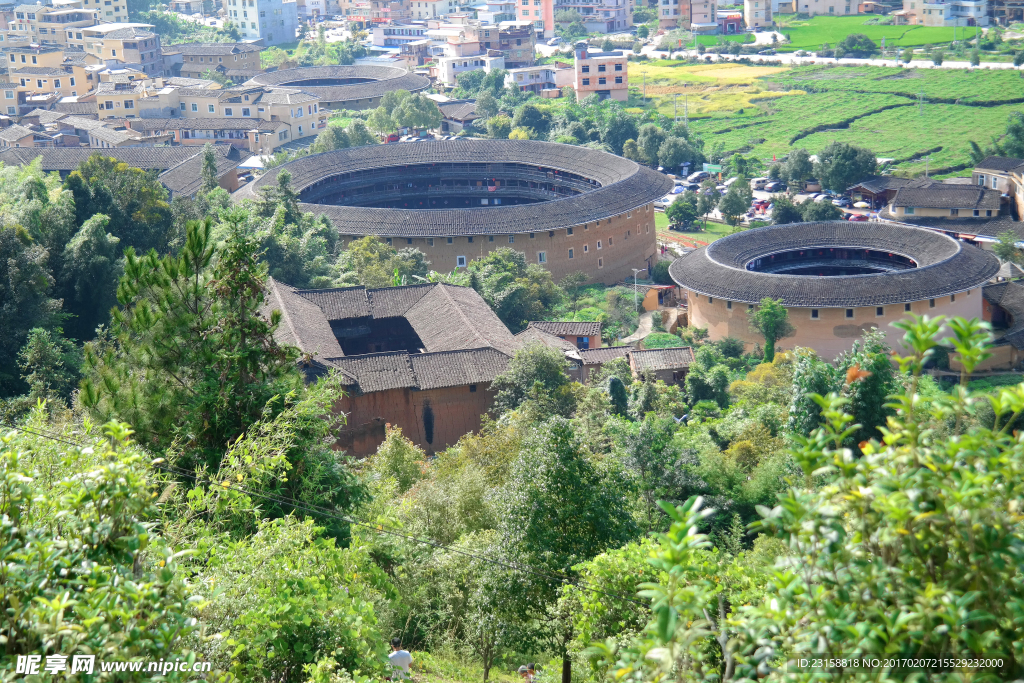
[580,346,629,366]
[0,146,214,171]
[630,346,695,372]
[157,145,249,197]
[0,124,36,142]
[527,320,601,337]
[891,186,1001,210]
[265,278,521,393]
[244,64,429,102]
[669,221,1000,307]
[975,156,1024,173]
[235,140,674,237]
[984,281,1024,349]
[513,327,582,362]
[162,42,262,56]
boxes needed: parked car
[655,194,677,209]
[794,50,808,57]
[547,37,563,45]
[687,170,710,183]
[848,213,869,222]
[716,184,727,193]
[757,48,775,55]
[832,197,852,207]
[723,176,739,188]
[671,186,685,194]
[764,181,786,192]
[753,199,770,211]
[814,193,834,202]
[750,176,768,190]
[681,182,701,192]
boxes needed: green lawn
[775,15,979,51]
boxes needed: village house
[572,42,627,102]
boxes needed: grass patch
[643,332,686,348]
[775,15,979,51]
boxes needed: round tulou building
[669,221,1000,359]
[243,65,430,110]
[236,139,674,284]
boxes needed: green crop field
[769,64,1024,103]
[628,60,1021,175]
[775,15,978,51]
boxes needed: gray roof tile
[975,156,1024,173]
[630,346,695,372]
[527,320,601,337]
[892,186,1000,210]
[244,64,428,103]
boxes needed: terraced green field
[769,64,1024,103]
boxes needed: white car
[654,194,677,209]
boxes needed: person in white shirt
[388,637,412,681]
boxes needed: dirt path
[621,310,654,344]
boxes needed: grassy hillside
[775,14,979,51]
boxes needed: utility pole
[673,93,679,122]
[632,268,647,312]
[643,71,647,104]
[925,154,930,177]
[684,93,688,127]
[918,91,924,114]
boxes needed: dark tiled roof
[847,175,933,194]
[13,66,72,76]
[669,221,1000,307]
[983,281,1024,349]
[975,156,1024,173]
[244,64,429,103]
[266,278,516,393]
[326,347,510,392]
[630,346,695,372]
[0,146,210,171]
[438,99,478,121]
[514,327,582,361]
[888,214,1024,241]
[21,108,65,123]
[54,101,97,115]
[102,27,156,39]
[0,124,35,142]
[580,346,629,365]
[527,320,601,337]
[125,117,267,131]
[162,42,262,56]
[892,186,1000,210]
[157,146,249,197]
[235,140,674,237]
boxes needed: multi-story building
[4,45,90,104]
[477,0,516,23]
[894,0,988,24]
[990,0,1023,24]
[221,0,298,45]
[572,42,626,101]
[161,42,263,79]
[504,63,572,94]
[432,51,504,86]
[554,0,630,32]
[688,0,716,31]
[66,23,163,75]
[5,1,99,47]
[370,0,410,23]
[489,22,535,67]
[744,0,771,27]
[657,0,690,29]
[793,0,854,15]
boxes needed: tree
[696,179,719,228]
[684,344,731,407]
[468,248,562,332]
[782,147,813,188]
[509,126,533,140]
[310,125,352,154]
[58,213,121,341]
[901,47,913,63]
[839,33,877,56]
[80,217,304,469]
[0,225,61,397]
[340,235,430,287]
[257,168,302,224]
[496,418,637,683]
[347,120,378,147]
[717,185,749,226]
[17,327,80,406]
[512,103,552,136]
[748,297,794,362]
[801,197,844,221]
[64,153,173,254]
[637,24,649,38]
[636,123,668,166]
[393,92,442,130]
[560,271,589,317]
[658,136,700,170]
[768,195,803,224]
[487,114,513,139]
[931,48,944,65]
[367,105,395,136]
[813,141,877,193]
[602,37,614,51]
[971,48,981,66]
[476,90,499,119]
[491,344,575,416]
[200,142,219,195]
[994,229,1024,265]
[728,40,742,56]
[1015,50,1024,67]
[600,108,639,155]
[665,191,698,227]
[622,138,642,161]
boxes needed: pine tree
[80,216,302,468]
[200,142,219,195]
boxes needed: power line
[1,422,651,608]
